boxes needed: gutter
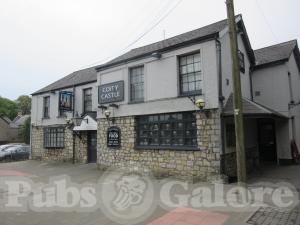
[249,66,254,101]
[31,80,97,96]
[96,33,219,72]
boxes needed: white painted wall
[252,51,300,159]
[31,82,98,126]
[97,40,219,118]
[287,53,300,151]
[252,64,289,116]
[220,32,252,102]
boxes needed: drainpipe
[249,66,254,101]
[72,85,75,164]
[216,38,226,176]
[29,123,32,159]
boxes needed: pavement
[0,160,299,225]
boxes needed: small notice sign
[107,126,121,148]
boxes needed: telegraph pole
[225,0,247,185]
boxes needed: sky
[0,0,299,100]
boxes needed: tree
[16,95,31,115]
[0,96,18,120]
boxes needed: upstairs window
[83,88,92,113]
[44,127,64,148]
[130,66,144,102]
[179,52,202,95]
[43,96,50,118]
[238,50,245,73]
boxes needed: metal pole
[225,0,247,185]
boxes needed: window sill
[128,100,144,105]
[42,117,50,120]
[44,147,64,149]
[179,91,202,98]
[135,145,200,151]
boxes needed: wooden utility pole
[225,0,247,184]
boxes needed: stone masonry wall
[222,146,259,178]
[74,133,88,163]
[97,110,222,182]
[31,126,73,162]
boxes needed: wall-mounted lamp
[151,52,161,59]
[104,110,111,119]
[104,109,115,124]
[195,98,206,110]
[73,117,88,126]
[189,97,210,118]
[65,118,74,129]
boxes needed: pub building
[31,15,300,182]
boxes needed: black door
[87,131,97,163]
[258,119,277,162]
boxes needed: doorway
[258,119,277,163]
[87,131,97,163]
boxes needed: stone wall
[222,147,259,178]
[74,133,88,163]
[97,110,222,182]
[31,125,87,163]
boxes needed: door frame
[87,131,97,163]
[257,118,278,163]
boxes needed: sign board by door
[107,126,121,148]
[98,81,124,104]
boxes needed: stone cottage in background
[0,114,30,144]
[30,14,300,182]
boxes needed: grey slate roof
[0,116,12,124]
[33,16,235,95]
[10,115,30,128]
[223,94,287,118]
[96,17,235,71]
[254,40,297,66]
[32,66,97,95]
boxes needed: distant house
[0,114,30,144]
[0,116,12,144]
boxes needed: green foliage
[16,95,31,115]
[0,96,18,120]
[21,116,31,144]
[0,95,31,120]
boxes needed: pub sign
[107,126,121,148]
[98,81,124,104]
[59,91,73,111]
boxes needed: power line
[254,0,279,42]
[122,0,182,50]
[79,0,182,70]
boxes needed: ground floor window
[44,127,65,148]
[137,112,197,149]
